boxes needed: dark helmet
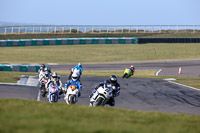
[40,64,45,69]
[109,75,117,85]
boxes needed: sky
[0,0,199,25]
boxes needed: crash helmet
[40,64,45,69]
[78,63,82,67]
[72,72,78,81]
[109,75,117,85]
[52,72,58,80]
[44,71,49,77]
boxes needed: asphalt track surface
[0,60,200,115]
[49,59,200,77]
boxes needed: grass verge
[1,32,200,40]
[0,71,37,83]
[0,98,200,133]
[1,44,200,64]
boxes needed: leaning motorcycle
[47,82,59,103]
[64,85,79,104]
[122,68,132,78]
[89,84,113,107]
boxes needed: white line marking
[168,81,200,91]
[37,89,41,101]
[156,69,162,76]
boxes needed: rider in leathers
[65,72,82,97]
[68,63,83,80]
[90,75,120,106]
[44,72,62,97]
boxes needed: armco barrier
[138,38,200,44]
[0,64,40,72]
[0,38,138,47]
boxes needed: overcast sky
[0,0,199,25]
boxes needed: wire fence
[0,25,200,34]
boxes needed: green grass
[0,71,37,83]
[1,44,200,64]
[1,32,200,40]
[0,99,199,133]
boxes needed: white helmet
[72,72,78,81]
[78,63,82,67]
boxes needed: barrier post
[62,26,65,34]
[54,26,57,34]
[18,26,21,34]
[33,25,35,34]
[11,26,14,34]
[193,25,196,33]
[70,25,72,33]
[4,26,7,34]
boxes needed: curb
[0,37,138,47]
[0,64,40,72]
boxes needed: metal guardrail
[0,25,200,34]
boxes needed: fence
[0,25,200,35]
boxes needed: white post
[54,26,57,34]
[25,26,27,34]
[47,25,50,33]
[77,25,79,33]
[62,26,65,34]
[159,25,162,33]
[152,25,154,33]
[193,25,196,33]
[100,25,101,33]
[136,25,138,33]
[70,26,72,33]
[18,26,21,34]
[4,26,7,34]
[129,25,131,33]
[107,25,109,33]
[168,25,170,32]
[185,25,187,32]
[33,25,35,34]
[40,26,42,33]
[176,25,178,32]
[92,25,94,33]
[11,26,14,34]
[144,25,146,33]
[85,25,87,33]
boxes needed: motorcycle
[122,68,132,78]
[47,82,59,103]
[39,71,50,97]
[89,84,113,107]
[64,85,79,104]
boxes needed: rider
[38,64,46,74]
[65,72,82,97]
[43,72,62,97]
[89,75,120,106]
[127,65,135,76]
[68,63,83,80]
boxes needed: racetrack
[1,76,200,115]
[49,59,200,77]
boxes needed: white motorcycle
[89,84,113,107]
[64,85,79,104]
[48,82,59,103]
